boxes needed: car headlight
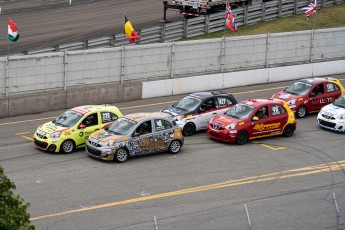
[287,99,296,106]
[225,123,237,130]
[174,115,183,121]
[99,140,114,147]
[50,132,61,139]
[337,114,345,119]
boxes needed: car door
[197,98,218,129]
[309,83,326,112]
[75,112,100,148]
[324,82,342,104]
[269,104,288,133]
[131,119,155,154]
[250,106,281,138]
[153,119,174,152]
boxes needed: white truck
[163,0,251,17]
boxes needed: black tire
[296,106,307,118]
[114,148,128,163]
[282,124,295,137]
[183,123,196,136]
[60,140,75,154]
[168,140,182,154]
[235,131,249,145]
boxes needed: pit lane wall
[0,28,345,118]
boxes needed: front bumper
[316,114,345,132]
[206,126,236,143]
[85,142,115,161]
[33,133,60,152]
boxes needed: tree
[0,165,35,230]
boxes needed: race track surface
[0,0,181,56]
[1,76,345,229]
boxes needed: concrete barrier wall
[142,60,345,99]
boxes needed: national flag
[302,0,317,18]
[124,15,140,43]
[8,18,20,42]
[225,2,238,32]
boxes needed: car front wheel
[297,106,307,118]
[183,123,196,136]
[169,140,181,154]
[114,148,128,163]
[61,140,75,153]
[235,131,249,145]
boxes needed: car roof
[70,105,117,115]
[240,98,284,107]
[125,112,172,122]
[189,91,233,99]
[298,77,336,85]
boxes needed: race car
[33,105,123,153]
[316,95,345,132]
[85,112,184,162]
[272,77,344,118]
[207,98,296,144]
[161,91,238,136]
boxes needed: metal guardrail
[23,0,344,55]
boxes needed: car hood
[38,121,70,134]
[273,91,301,102]
[211,114,241,126]
[161,106,188,116]
[89,129,125,142]
[321,103,345,115]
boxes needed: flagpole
[223,1,228,39]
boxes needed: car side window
[201,98,216,111]
[311,84,324,96]
[101,112,118,124]
[271,105,287,116]
[326,83,340,92]
[216,97,233,108]
[81,113,98,127]
[154,119,172,131]
[254,106,269,119]
[135,120,152,136]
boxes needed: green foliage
[183,3,345,40]
[0,166,35,230]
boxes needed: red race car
[272,77,344,118]
[207,99,296,144]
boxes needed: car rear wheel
[282,124,295,137]
[61,140,75,154]
[183,123,196,136]
[169,140,181,154]
[114,148,128,163]
[297,106,307,118]
[235,131,249,145]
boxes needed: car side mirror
[252,116,259,121]
[79,124,86,129]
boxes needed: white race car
[161,92,238,136]
[317,95,345,132]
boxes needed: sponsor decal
[253,123,281,132]
[278,94,290,99]
[311,97,334,105]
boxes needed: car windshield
[107,117,137,135]
[173,95,202,113]
[285,81,312,95]
[333,96,345,109]
[225,103,255,119]
[53,110,83,127]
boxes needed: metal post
[110,35,116,47]
[5,56,9,98]
[266,33,270,69]
[154,216,159,230]
[333,192,340,230]
[170,41,175,79]
[293,0,298,15]
[262,2,266,21]
[161,25,165,43]
[83,40,88,50]
[278,0,282,17]
[183,18,188,38]
[245,203,252,230]
[220,36,225,73]
[64,51,68,91]
[205,15,210,34]
[310,29,314,63]
[121,45,125,84]
[244,6,248,26]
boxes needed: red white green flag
[8,18,20,42]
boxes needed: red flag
[124,15,140,43]
[225,2,238,32]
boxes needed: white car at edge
[316,95,345,132]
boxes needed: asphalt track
[1,76,345,229]
[0,0,181,56]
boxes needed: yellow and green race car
[33,105,123,153]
